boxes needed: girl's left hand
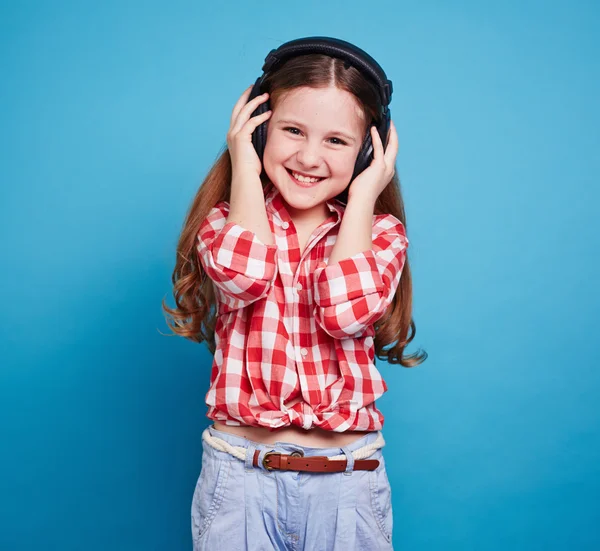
[347,119,398,204]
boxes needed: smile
[286,168,327,187]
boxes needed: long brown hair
[162,54,427,367]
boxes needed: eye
[283,127,348,146]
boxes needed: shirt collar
[264,181,345,225]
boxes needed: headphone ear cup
[336,130,372,206]
[350,110,391,182]
[351,130,374,181]
[248,78,270,163]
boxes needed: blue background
[1,1,598,549]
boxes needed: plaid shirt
[196,183,409,432]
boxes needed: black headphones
[248,36,393,205]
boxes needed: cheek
[262,140,290,182]
[263,137,288,165]
[331,150,360,176]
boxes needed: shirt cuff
[313,249,385,308]
[212,221,278,280]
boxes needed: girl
[164,37,426,551]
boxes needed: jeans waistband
[206,424,382,458]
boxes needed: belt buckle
[262,450,304,471]
[262,450,278,471]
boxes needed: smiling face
[263,85,366,226]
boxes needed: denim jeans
[191,424,394,550]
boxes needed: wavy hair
[162,53,427,367]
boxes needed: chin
[279,186,321,207]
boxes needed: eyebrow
[276,119,357,144]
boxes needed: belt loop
[340,445,355,476]
[245,443,257,472]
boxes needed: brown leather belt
[252,449,379,472]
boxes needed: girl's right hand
[227,85,272,178]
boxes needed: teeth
[291,171,323,183]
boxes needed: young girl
[164,36,426,551]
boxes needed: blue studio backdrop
[1,1,599,549]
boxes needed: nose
[296,139,323,169]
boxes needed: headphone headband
[261,36,393,108]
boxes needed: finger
[384,120,399,166]
[242,109,272,135]
[231,85,268,126]
[231,92,270,134]
[371,125,384,162]
[230,85,254,126]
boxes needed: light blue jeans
[191,424,394,550]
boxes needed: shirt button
[282,221,289,229]
[296,283,302,291]
[300,348,308,357]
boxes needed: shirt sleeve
[312,214,409,339]
[196,201,279,313]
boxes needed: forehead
[274,86,365,134]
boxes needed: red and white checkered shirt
[196,183,409,432]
